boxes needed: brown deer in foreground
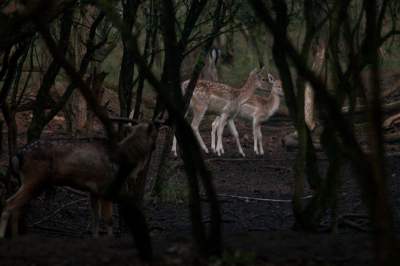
[172,68,270,157]
[211,74,284,155]
[0,122,157,238]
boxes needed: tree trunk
[250,26,265,69]
[304,38,326,132]
[85,71,108,137]
[27,7,73,142]
[116,0,141,232]
[0,41,30,237]
[225,30,235,66]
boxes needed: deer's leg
[172,135,178,157]
[220,119,227,154]
[191,107,209,154]
[257,123,264,155]
[212,117,226,154]
[253,118,259,155]
[89,193,101,238]
[216,113,228,156]
[11,209,20,236]
[211,117,220,153]
[100,199,113,236]
[226,118,245,157]
[0,185,36,238]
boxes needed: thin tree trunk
[116,0,141,232]
[0,41,30,236]
[27,7,73,142]
[150,0,209,201]
[305,38,326,132]
[86,71,108,137]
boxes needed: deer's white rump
[0,123,156,238]
[199,45,220,82]
[211,74,284,155]
[172,68,269,157]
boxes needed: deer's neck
[238,80,258,105]
[266,91,281,115]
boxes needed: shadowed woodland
[1,0,400,265]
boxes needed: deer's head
[250,67,269,91]
[121,122,157,158]
[268,74,284,97]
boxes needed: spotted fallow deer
[171,68,269,157]
[0,122,157,239]
[211,74,284,155]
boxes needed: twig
[59,201,66,221]
[61,186,88,197]
[37,197,63,220]
[49,218,66,224]
[205,158,293,170]
[30,223,76,234]
[340,218,369,232]
[149,210,165,219]
[55,223,80,232]
[248,228,269,231]
[341,213,370,219]
[217,194,313,202]
[150,215,176,221]
[32,198,88,225]
[249,213,269,219]
[350,201,363,214]
[86,222,91,233]
[224,211,240,218]
[203,219,235,224]
[150,226,170,231]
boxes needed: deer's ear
[268,74,276,84]
[257,67,265,76]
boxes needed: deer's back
[183,80,240,116]
[12,139,115,194]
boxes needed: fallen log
[342,100,400,115]
[381,80,400,100]
[382,113,400,129]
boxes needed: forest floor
[0,112,400,265]
[2,71,400,265]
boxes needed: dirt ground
[1,95,400,264]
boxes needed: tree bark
[85,71,108,137]
[305,38,326,131]
[27,6,73,142]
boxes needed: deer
[0,121,157,239]
[211,74,284,155]
[171,67,270,157]
[199,45,220,82]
